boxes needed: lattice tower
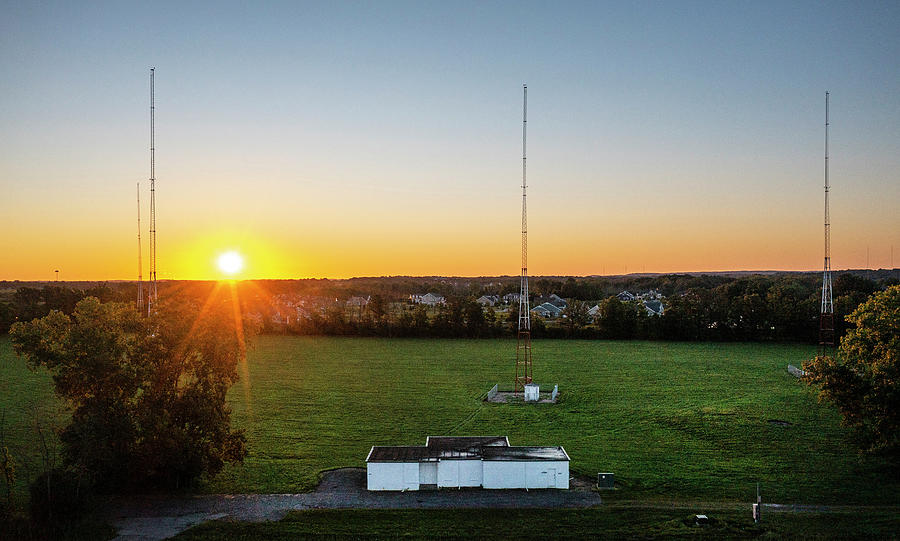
[148,68,158,314]
[819,91,834,354]
[515,84,533,393]
[137,181,143,312]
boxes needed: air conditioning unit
[597,472,614,489]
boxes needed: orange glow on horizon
[0,202,896,281]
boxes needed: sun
[217,251,244,276]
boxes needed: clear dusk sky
[2,1,898,280]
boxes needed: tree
[10,295,249,491]
[562,300,590,337]
[597,297,640,339]
[803,285,900,457]
[767,279,817,342]
[0,414,14,507]
[368,294,386,319]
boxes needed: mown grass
[173,508,900,540]
[2,336,899,505]
[0,337,67,504]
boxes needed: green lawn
[173,508,900,540]
[2,335,899,505]
[0,337,67,503]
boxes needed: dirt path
[109,468,603,540]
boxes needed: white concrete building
[366,436,569,491]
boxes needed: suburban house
[616,290,636,302]
[531,302,563,318]
[476,295,500,306]
[588,304,600,318]
[643,299,664,316]
[410,293,446,306]
[366,436,570,491]
[534,293,567,309]
[346,296,370,308]
[502,293,520,304]
[644,289,662,300]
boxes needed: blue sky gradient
[1,1,898,279]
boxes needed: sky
[1,1,898,280]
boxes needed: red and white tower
[515,84,533,393]
[819,91,834,353]
[147,68,159,313]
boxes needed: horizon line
[2,267,897,284]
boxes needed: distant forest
[1,270,897,343]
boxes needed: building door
[419,461,438,486]
[546,468,556,488]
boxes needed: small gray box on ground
[597,473,614,489]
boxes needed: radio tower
[515,84,533,394]
[819,91,834,354]
[147,68,158,314]
[137,181,143,312]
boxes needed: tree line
[250,273,892,343]
[1,271,895,343]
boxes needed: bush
[28,468,94,528]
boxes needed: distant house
[270,294,302,325]
[587,304,600,318]
[346,296,370,307]
[502,293,520,304]
[616,290,635,302]
[410,293,446,306]
[532,302,563,318]
[534,293,567,309]
[643,299,664,316]
[477,295,500,307]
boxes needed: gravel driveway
[110,468,602,540]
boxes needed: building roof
[532,302,562,316]
[366,446,480,462]
[482,446,570,461]
[643,299,664,315]
[366,437,568,463]
[617,290,635,301]
[426,436,509,449]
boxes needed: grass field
[173,508,900,540]
[0,337,66,504]
[2,335,899,505]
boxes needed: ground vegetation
[173,507,900,540]
[8,293,250,495]
[804,285,900,457]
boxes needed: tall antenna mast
[515,84,533,393]
[148,67,158,313]
[819,91,834,354]
[137,181,143,312]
